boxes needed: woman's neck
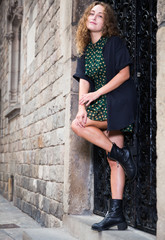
[90,32,102,44]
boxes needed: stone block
[49,165,64,182]
[38,165,43,179]
[21,189,28,202]
[36,105,48,122]
[43,166,50,180]
[34,193,39,208]
[31,205,41,222]
[30,165,39,178]
[16,164,22,175]
[49,199,64,220]
[45,181,53,199]
[71,61,79,93]
[28,178,38,192]
[38,148,49,165]
[53,44,63,64]
[28,151,37,165]
[46,182,63,202]
[49,128,65,146]
[52,110,65,130]
[38,74,49,95]
[38,194,44,210]
[22,201,32,217]
[47,95,66,116]
[27,21,36,70]
[40,211,47,227]
[43,196,50,213]
[49,0,55,7]
[63,93,92,215]
[22,164,30,177]
[28,191,35,204]
[157,26,165,240]
[37,180,47,196]
[47,35,57,59]
[0,172,3,181]
[45,214,61,228]
[46,146,62,165]
[15,196,22,209]
[157,0,165,26]
[15,185,21,198]
[52,78,64,98]
[41,116,53,133]
[52,183,63,202]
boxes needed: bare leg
[71,118,113,152]
[72,119,125,199]
[72,118,130,231]
[104,130,125,199]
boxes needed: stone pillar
[156,1,165,239]
[63,0,94,215]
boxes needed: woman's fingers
[76,114,86,128]
[83,112,87,125]
[79,97,86,105]
[79,95,91,105]
[79,92,98,105]
[85,100,91,107]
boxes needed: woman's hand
[75,107,87,128]
[79,91,101,107]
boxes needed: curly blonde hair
[76,1,119,55]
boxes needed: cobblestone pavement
[0,195,41,240]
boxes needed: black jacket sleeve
[114,38,132,72]
[73,54,95,91]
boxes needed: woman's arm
[75,79,90,128]
[78,79,90,110]
[97,66,130,96]
[79,66,130,106]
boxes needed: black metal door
[93,0,157,235]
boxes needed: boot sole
[91,221,128,232]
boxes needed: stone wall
[0,0,94,228]
[63,0,94,216]
[0,0,70,227]
[156,0,165,239]
[0,0,10,200]
[16,0,66,227]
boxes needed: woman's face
[86,4,105,33]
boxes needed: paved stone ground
[0,195,77,240]
[0,194,156,240]
[0,195,42,240]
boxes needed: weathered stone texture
[62,0,94,216]
[156,27,165,240]
[0,0,94,229]
[0,0,73,228]
[156,0,165,239]
[157,0,165,26]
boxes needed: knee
[71,119,81,136]
[71,119,77,132]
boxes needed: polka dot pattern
[85,37,133,132]
[85,37,108,121]
[121,124,133,133]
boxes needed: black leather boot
[92,199,127,232]
[108,144,137,181]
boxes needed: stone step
[23,228,77,240]
[63,214,156,240]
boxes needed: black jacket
[73,36,137,131]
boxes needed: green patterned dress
[85,37,133,133]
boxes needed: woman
[71,1,137,231]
